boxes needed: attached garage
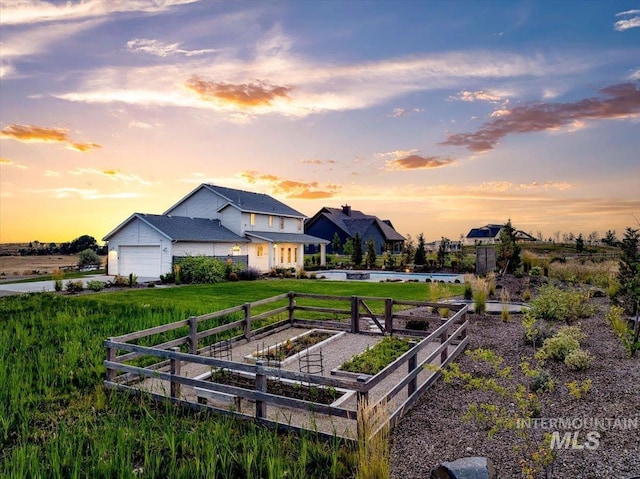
[118,245,161,277]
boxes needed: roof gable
[104,213,248,242]
[466,224,503,239]
[203,184,305,217]
[307,206,405,241]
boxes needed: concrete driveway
[0,275,159,295]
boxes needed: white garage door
[119,246,161,277]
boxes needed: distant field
[0,255,82,277]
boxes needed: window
[279,217,285,230]
[297,219,302,231]
[257,245,264,257]
[250,213,256,226]
[294,247,298,263]
[269,215,274,227]
[280,248,284,263]
[287,247,291,263]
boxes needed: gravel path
[390,289,640,479]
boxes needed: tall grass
[547,259,617,288]
[0,292,352,478]
[356,398,389,479]
[473,278,488,315]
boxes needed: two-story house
[103,184,328,277]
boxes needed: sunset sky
[1,0,639,245]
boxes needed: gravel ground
[390,276,640,479]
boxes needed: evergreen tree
[437,237,450,269]
[403,234,415,266]
[414,233,427,266]
[616,227,640,316]
[497,219,521,273]
[352,233,363,266]
[604,230,618,246]
[343,238,354,257]
[331,232,342,255]
[365,238,377,269]
[576,234,585,253]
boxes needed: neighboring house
[464,224,503,245]
[103,184,328,277]
[304,205,405,255]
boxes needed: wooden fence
[104,292,469,442]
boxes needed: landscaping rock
[430,456,495,479]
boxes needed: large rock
[430,457,495,479]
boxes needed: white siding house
[104,184,328,278]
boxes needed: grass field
[0,254,91,277]
[1,279,456,478]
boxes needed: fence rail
[105,291,469,442]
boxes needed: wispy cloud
[127,38,217,57]
[441,83,640,152]
[614,9,640,31]
[185,76,292,107]
[0,157,27,169]
[0,0,199,25]
[69,168,152,185]
[239,171,340,199]
[450,90,509,102]
[26,187,144,200]
[385,155,455,170]
[389,107,423,117]
[631,69,640,81]
[1,124,101,152]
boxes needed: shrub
[111,275,129,287]
[527,284,593,323]
[536,332,580,362]
[86,280,104,292]
[175,256,228,284]
[65,280,84,293]
[128,273,138,287]
[238,267,261,281]
[566,379,592,400]
[463,281,473,300]
[228,272,239,282]
[473,278,488,315]
[564,348,593,371]
[522,313,554,347]
[160,272,175,283]
[530,266,542,277]
[77,248,101,269]
[529,368,554,393]
[52,268,64,292]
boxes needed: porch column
[320,243,326,266]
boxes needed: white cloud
[69,167,152,185]
[126,38,217,57]
[128,120,154,129]
[0,0,199,25]
[614,10,640,31]
[53,47,596,120]
[27,187,144,200]
[452,90,508,102]
[630,69,640,80]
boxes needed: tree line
[11,235,107,256]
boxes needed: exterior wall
[305,216,348,255]
[248,242,271,272]
[219,207,243,235]
[173,242,245,257]
[237,211,303,235]
[106,219,172,276]
[273,243,303,270]
[166,188,226,219]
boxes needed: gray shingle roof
[313,207,405,241]
[245,231,329,244]
[136,214,248,242]
[203,184,305,218]
[466,224,503,239]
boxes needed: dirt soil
[390,275,640,479]
[0,255,81,278]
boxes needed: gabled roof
[466,224,503,239]
[103,213,248,242]
[308,206,405,241]
[206,184,305,218]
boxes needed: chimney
[342,204,351,216]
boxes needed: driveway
[0,275,159,295]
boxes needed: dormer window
[250,213,256,226]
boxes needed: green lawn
[0,279,460,478]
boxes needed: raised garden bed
[332,336,414,376]
[194,369,354,407]
[244,328,345,366]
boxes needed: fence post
[384,298,393,334]
[408,349,417,397]
[351,296,360,334]
[440,318,449,365]
[105,339,115,382]
[244,302,252,341]
[288,292,295,325]
[170,347,181,399]
[255,360,267,419]
[189,316,198,354]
